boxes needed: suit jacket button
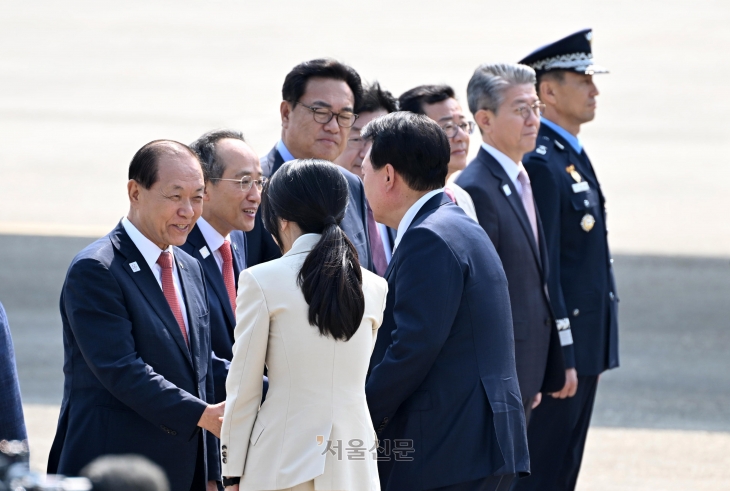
[573,309,580,317]
[383,417,389,423]
[171,431,177,435]
[222,445,227,450]
[222,457,227,463]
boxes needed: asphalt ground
[1,234,729,489]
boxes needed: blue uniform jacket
[523,124,619,375]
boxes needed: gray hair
[189,129,246,181]
[466,63,536,114]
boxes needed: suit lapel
[112,225,193,366]
[175,251,202,378]
[230,231,247,284]
[479,149,543,269]
[188,225,236,328]
[270,147,286,175]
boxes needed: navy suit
[366,194,528,491]
[48,222,219,491]
[515,124,619,491]
[246,146,374,271]
[0,301,27,442]
[457,148,565,406]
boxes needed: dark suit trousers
[513,376,598,491]
[190,433,206,491]
[429,474,515,491]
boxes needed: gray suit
[457,148,565,403]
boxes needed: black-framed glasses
[440,121,476,139]
[209,176,268,192]
[514,101,546,121]
[294,101,359,128]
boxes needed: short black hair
[356,82,398,114]
[536,69,566,96]
[128,140,200,189]
[282,58,363,111]
[398,84,456,115]
[190,129,245,181]
[361,112,450,191]
[80,454,169,491]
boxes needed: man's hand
[207,481,218,491]
[531,392,542,409]
[197,401,225,438]
[550,368,578,399]
[224,485,239,491]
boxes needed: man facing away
[363,112,528,491]
[334,81,398,273]
[514,29,619,491]
[456,63,567,424]
[398,84,478,221]
[246,59,374,272]
[48,141,223,491]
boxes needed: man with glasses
[183,130,262,367]
[514,29,618,491]
[456,63,567,429]
[334,82,398,273]
[247,58,374,271]
[399,84,478,221]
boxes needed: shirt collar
[393,188,443,251]
[276,140,296,163]
[196,217,229,253]
[540,117,583,154]
[121,216,173,271]
[481,142,521,187]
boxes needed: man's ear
[127,180,140,205]
[539,80,557,106]
[203,182,211,202]
[474,109,493,135]
[280,101,293,129]
[384,164,396,191]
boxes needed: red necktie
[366,205,388,276]
[157,252,189,347]
[218,240,237,314]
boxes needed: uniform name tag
[502,184,512,196]
[559,329,574,346]
[199,246,210,259]
[572,181,590,193]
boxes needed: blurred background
[1,1,729,489]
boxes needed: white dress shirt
[122,217,190,335]
[481,142,523,195]
[196,216,230,274]
[393,188,444,251]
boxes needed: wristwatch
[222,477,240,487]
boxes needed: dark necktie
[156,252,189,347]
[366,205,388,276]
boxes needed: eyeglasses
[514,101,546,121]
[209,176,268,192]
[346,137,369,150]
[294,102,359,128]
[440,121,475,139]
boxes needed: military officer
[514,29,619,491]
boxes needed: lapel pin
[178,262,184,269]
[502,184,512,196]
[232,243,238,251]
[129,262,140,273]
[199,246,210,259]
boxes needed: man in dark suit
[363,112,528,491]
[457,63,566,422]
[247,59,374,271]
[0,301,27,442]
[514,29,619,491]
[183,130,256,364]
[48,140,224,491]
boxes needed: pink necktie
[218,240,237,313]
[366,205,388,276]
[517,165,539,246]
[443,187,457,204]
[157,252,189,347]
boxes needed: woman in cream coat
[221,160,388,491]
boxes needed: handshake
[198,401,226,438]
